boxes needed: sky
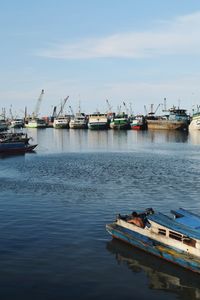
[1,0,200,117]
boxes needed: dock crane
[106,99,112,113]
[69,105,74,117]
[123,101,129,115]
[32,89,45,118]
[57,96,69,117]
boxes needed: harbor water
[1,128,200,300]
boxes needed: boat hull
[106,223,200,274]
[0,142,37,154]
[147,120,188,131]
[69,121,88,129]
[131,124,145,130]
[110,122,130,130]
[189,117,200,130]
[88,123,108,130]
[53,124,69,129]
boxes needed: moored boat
[9,118,24,129]
[106,208,200,273]
[0,119,8,131]
[146,107,189,131]
[25,118,46,128]
[130,115,147,130]
[53,116,70,129]
[189,112,200,130]
[69,113,88,129]
[88,113,108,130]
[0,141,37,154]
[110,113,130,130]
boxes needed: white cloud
[36,11,200,59]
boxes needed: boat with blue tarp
[106,208,200,273]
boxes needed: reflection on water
[144,130,189,144]
[189,130,200,145]
[21,128,197,155]
[107,239,200,300]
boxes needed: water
[1,129,200,300]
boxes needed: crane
[129,102,133,116]
[106,99,112,113]
[123,101,129,115]
[69,105,74,117]
[52,106,57,118]
[57,96,69,117]
[33,89,45,118]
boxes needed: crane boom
[57,96,69,117]
[69,105,74,116]
[106,99,112,113]
[33,89,44,118]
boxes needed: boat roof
[171,208,200,229]
[148,209,200,240]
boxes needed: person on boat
[127,212,145,228]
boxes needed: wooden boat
[106,208,200,273]
[0,132,30,144]
[146,107,189,131]
[0,141,37,154]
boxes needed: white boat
[53,116,69,129]
[106,207,200,273]
[189,112,200,130]
[25,118,46,128]
[88,113,108,130]
[69,113,87,129]
[10,118,24,128]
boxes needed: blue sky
[1,0,200,117]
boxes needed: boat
[106,207,200,273]
[130,115,147,130]
[25,118,46,128]
[0,141,37,154]
[189,112,200,130]
[146,107,189,131]
[110,113,130,130]
[88,113,108,130]
[0,132,30,144]
[9,118,24,129]
[53,116,70,129]
[69,113,88,129]
[0,119,8,131]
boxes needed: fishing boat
[130,115,147,130]
[0,132,30,144]
[146,107,189,131]
[106,208,200,273]
[110,113,130,130]
[25,118,46,128]
[53,116,69,129]
[9,118,24,129]
[189,112,200,130]
[88,113,108,130]
[0,119,8,131]
[69,113,88,129]
[0,142,37,154]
